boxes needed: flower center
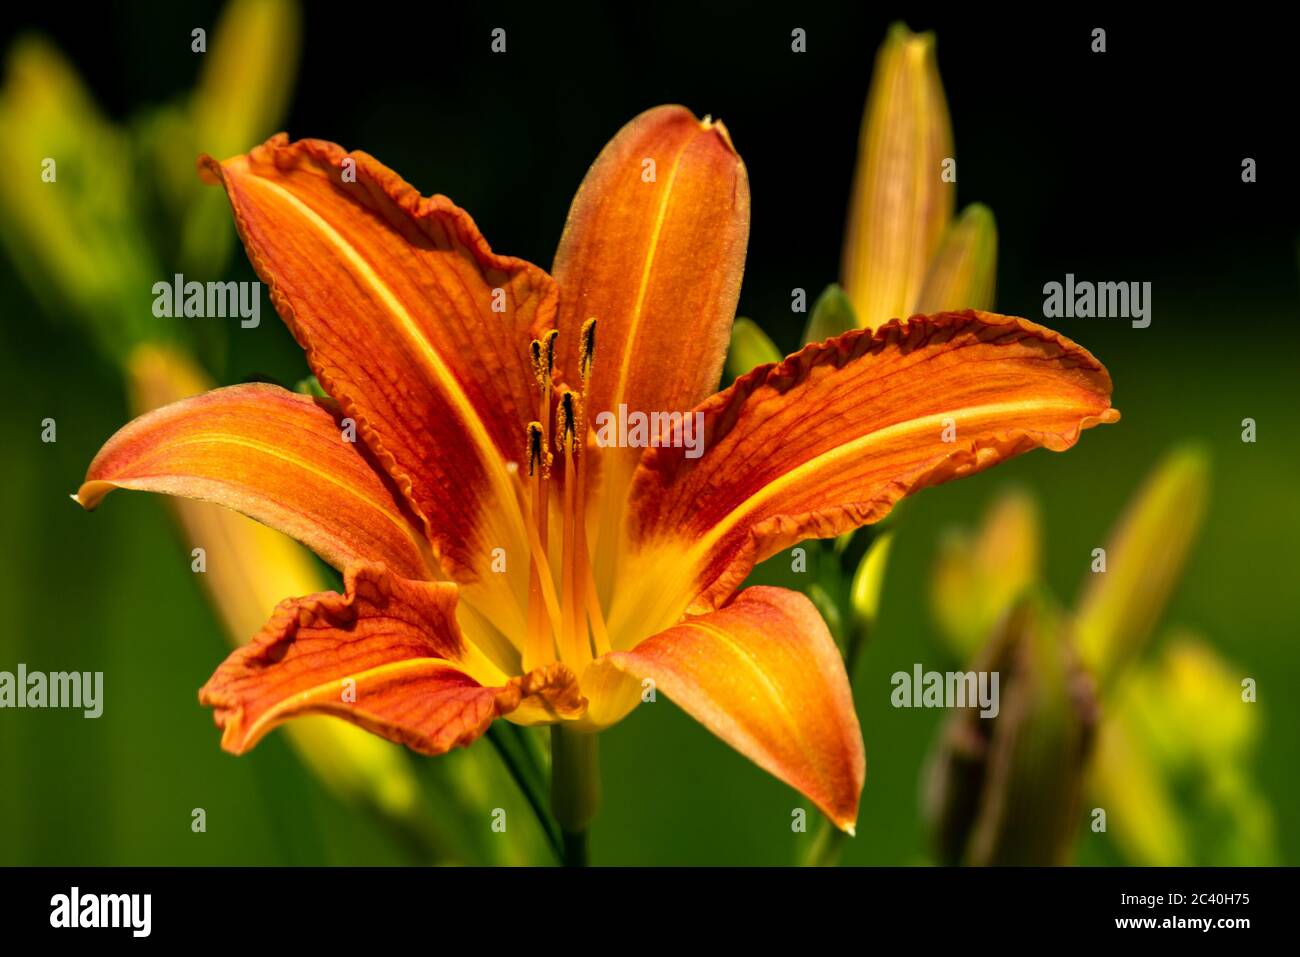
[507,319,608,674]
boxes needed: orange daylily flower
[76,105,1119,833]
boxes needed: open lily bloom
[76,105,1118,833]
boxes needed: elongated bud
[579,318,597,380]
[923,594,1097,866]
[930,488,1041,663]
[802,284,857,347]
[913,203,998,315]
[838,531,894,679]
[1074,445,1210,689]
[727,317,781,380]
[850,531,893,630]
[842,22,954,329]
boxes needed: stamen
[553,391,573,464]
[513,443,560,669]
[527,334,555,671]
[526,421,544,478]
[579,318,597,381]
[529,338,544,384]
[542,328,559,379]
[554,389,591,668]
[568,382,608,656]
[521,327,609,668]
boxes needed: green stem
[844,619,872,682]
[803,817,849,867]
[486,724,564,863]
[561,828,589,867]
[550,725,600,866]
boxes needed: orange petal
[76,383,434,581]
[200,135,554,637]
[200,563,584,754]
[604,587,864,832]
[552,105,750,531]
[618,311,1119,633]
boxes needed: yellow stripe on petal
[201,135,558,642]
[617,311,1118,639]
[551,106,750,599]
[78,380,436,582]
[125,344,428,820]
[604,587,864,832]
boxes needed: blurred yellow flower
[930,488,1040,661]
[925,445,1274,865]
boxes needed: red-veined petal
[200,563,584,754]
[615,311,1118,638]
[200,135,554,639]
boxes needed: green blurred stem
[803,602,873,866]
[844,618,873,686]
[551,726,600,866]
[487,724,563,863]
[803,818,848,867]
[561,828,590,868]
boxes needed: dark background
[1,2,1296,866]
[8,3,1295,343]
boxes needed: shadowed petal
[77,383,434,581]
[200,563,584,754]
[603,587,865,832]
[615,311,1119,637]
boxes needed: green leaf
[726,317,781,380]
[913,203,998,315]
[294,375,328,398]
[802,283,857,345]
[1074,445,1211,689]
